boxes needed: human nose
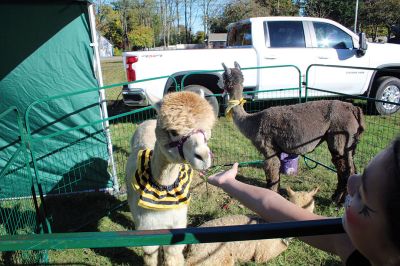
[347,174,361,196]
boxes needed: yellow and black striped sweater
[132,149,193,210]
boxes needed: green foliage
[210,0,268,33]
[359,0,400,40]
[193,31,206,44]
[303,0,356,28]
[96,4,124,48]
[113,47,122,56]
[128,25,154,49]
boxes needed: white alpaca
[185,187,319,266]
[126,91,216,266]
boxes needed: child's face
[343,146,396,262]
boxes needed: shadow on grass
[44,193,143,265]
[321,258,342,266]
[107,100,133,117]
[236,174,266,188]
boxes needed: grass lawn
[4,57,399,265]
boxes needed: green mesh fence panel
[1,65,399,255]
[25,93,113,195]
[0,107,47,264]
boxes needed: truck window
[227,22,252,46]
[313,22,353,49]
[266,21,305,48]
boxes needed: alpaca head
[148,91,216,170]
[287,186,319,213]
[222,61,244,101]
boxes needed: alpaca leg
[143,245,161,266]
[330,155,350,204]
[264,156,281,192]
[335,149,356,204]
[163,245,185,266]
[328,145,355,204]
[327,134,356,204]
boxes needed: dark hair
[386,136,400,250]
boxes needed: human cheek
[345,205,361,226]
[343,195,363,228]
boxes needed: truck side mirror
[357,32,368,56]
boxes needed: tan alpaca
[185,187,319,266]
[126,91,216,266]
[222,62,364,204]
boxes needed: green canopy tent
[0,1,118,198]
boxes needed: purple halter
[167,129,207,160]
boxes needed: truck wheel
[373,76,400,115]
[184,85,219,117]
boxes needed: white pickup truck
[122,16,400,115]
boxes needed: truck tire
[373,76,400,115]
[184,85,219,117]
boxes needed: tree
[95,3,124,49]
[303,0,356,28]
[209,0,268,33]
[360,0,400,41]
[183,0,198,43]
[113,0,135,50]
[200,0,224,43]
[256,0,299,16]
[193,31,206,43]
[129,25,154,49]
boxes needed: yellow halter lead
[225,98,246,119]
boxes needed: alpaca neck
[150,143,182,186]
[232,105,258,140]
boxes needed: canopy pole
[87,3,119,192]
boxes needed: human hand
[207,162,239,187]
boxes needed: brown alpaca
[126,91,216,266]
[185,187,319,266]
[222,62,365,204]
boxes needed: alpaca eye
[168,130,179,137]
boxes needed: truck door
[307,21,370,96]
[257,20,314,99]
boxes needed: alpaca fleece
[158,91,215,136]
[185,187,319,266]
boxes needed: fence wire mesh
[0,107,47,264]
[0,65,399,261]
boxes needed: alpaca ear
[197,88,205,98]
[310,186,319,196]
[234,61,241,70]
[222,62,231,76]
[146,91,162,113]
[286,186,294,196]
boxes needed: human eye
[358,204,375,217]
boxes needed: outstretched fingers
[207,162,239,187]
